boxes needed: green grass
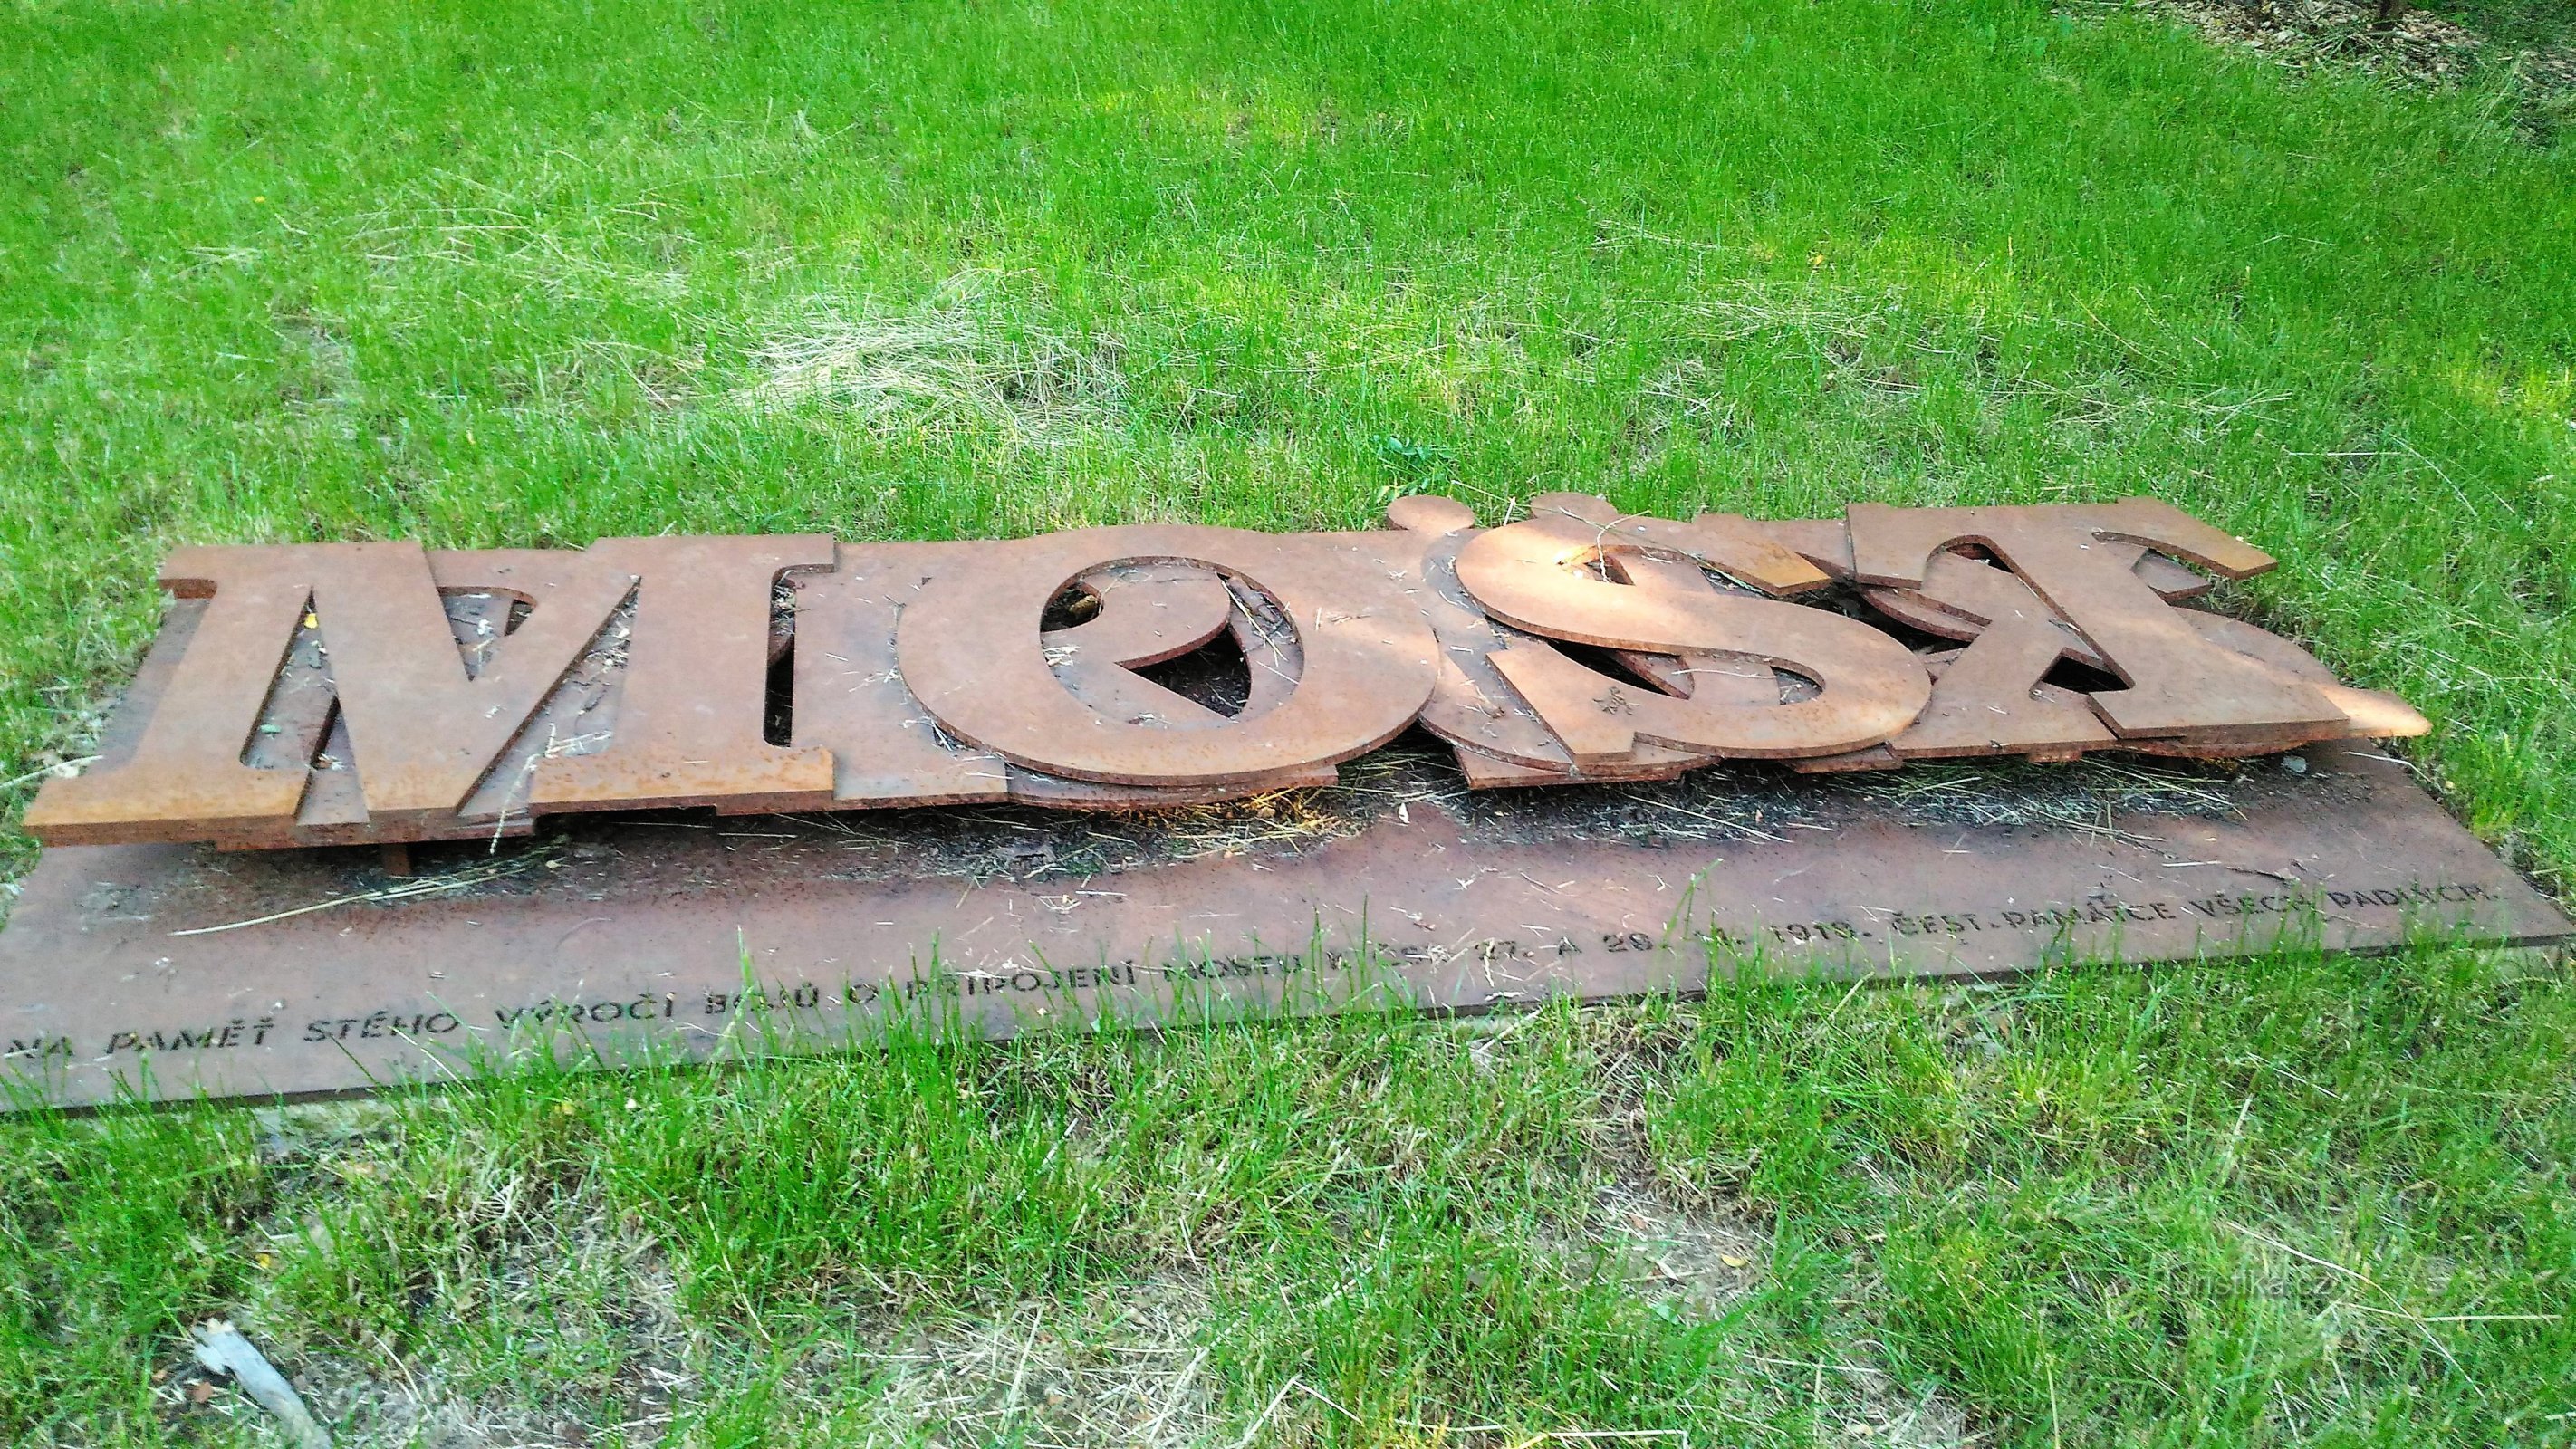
[6,953,2573,1444]
[2,0,2572,1442]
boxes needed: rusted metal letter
[25,549,312,844]
[1455,497,1930,763]
[1846,500,2342,743]
[895,526,1439,786]
[531,536,838,813]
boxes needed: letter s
[1455,504,1928,762]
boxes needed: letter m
[26,543,635,842]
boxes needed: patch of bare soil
[1586,1179,1774,1321]
[2137,0,2576,95]
[1552,1010,1981,1446]
[168,1272,1226,1448]
[1553,1181,1977,1448]
[841,1281,1222,1447]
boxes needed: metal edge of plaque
[3,743,2566,1111]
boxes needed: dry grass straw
[745,272,1127,438]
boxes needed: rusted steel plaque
[22,496,2439,851]
[3,744,2562,1108]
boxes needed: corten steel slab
[1,744,2563,1110]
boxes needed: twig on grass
[0,755,100,792]
[1228,1380,1300,1449]
[2338,1302,2562,1325]
[2223,1219,2379,1285]
[190,1320,332,1449]
[1512,1433,1690,1445]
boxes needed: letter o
[897,526,1439,786]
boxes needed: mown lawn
[2,0,2572,1443]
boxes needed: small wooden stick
[190,1319,332,1449]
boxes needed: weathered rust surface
[1889,629,2122,760]
[24,496,2439,849]
[1399,503,1714,782]
[790,542,1012,809]
[1846,501,2347,742]
[1003,760,1340,809]
[24,550,314,846]
[1843,533,2427,764]
[531,536,839,815]
[1006,566,1336,808]
[1457,505,1931,761]
[896,525,1440,787]
[2,744,2561,1109]
[325,545,640,827]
